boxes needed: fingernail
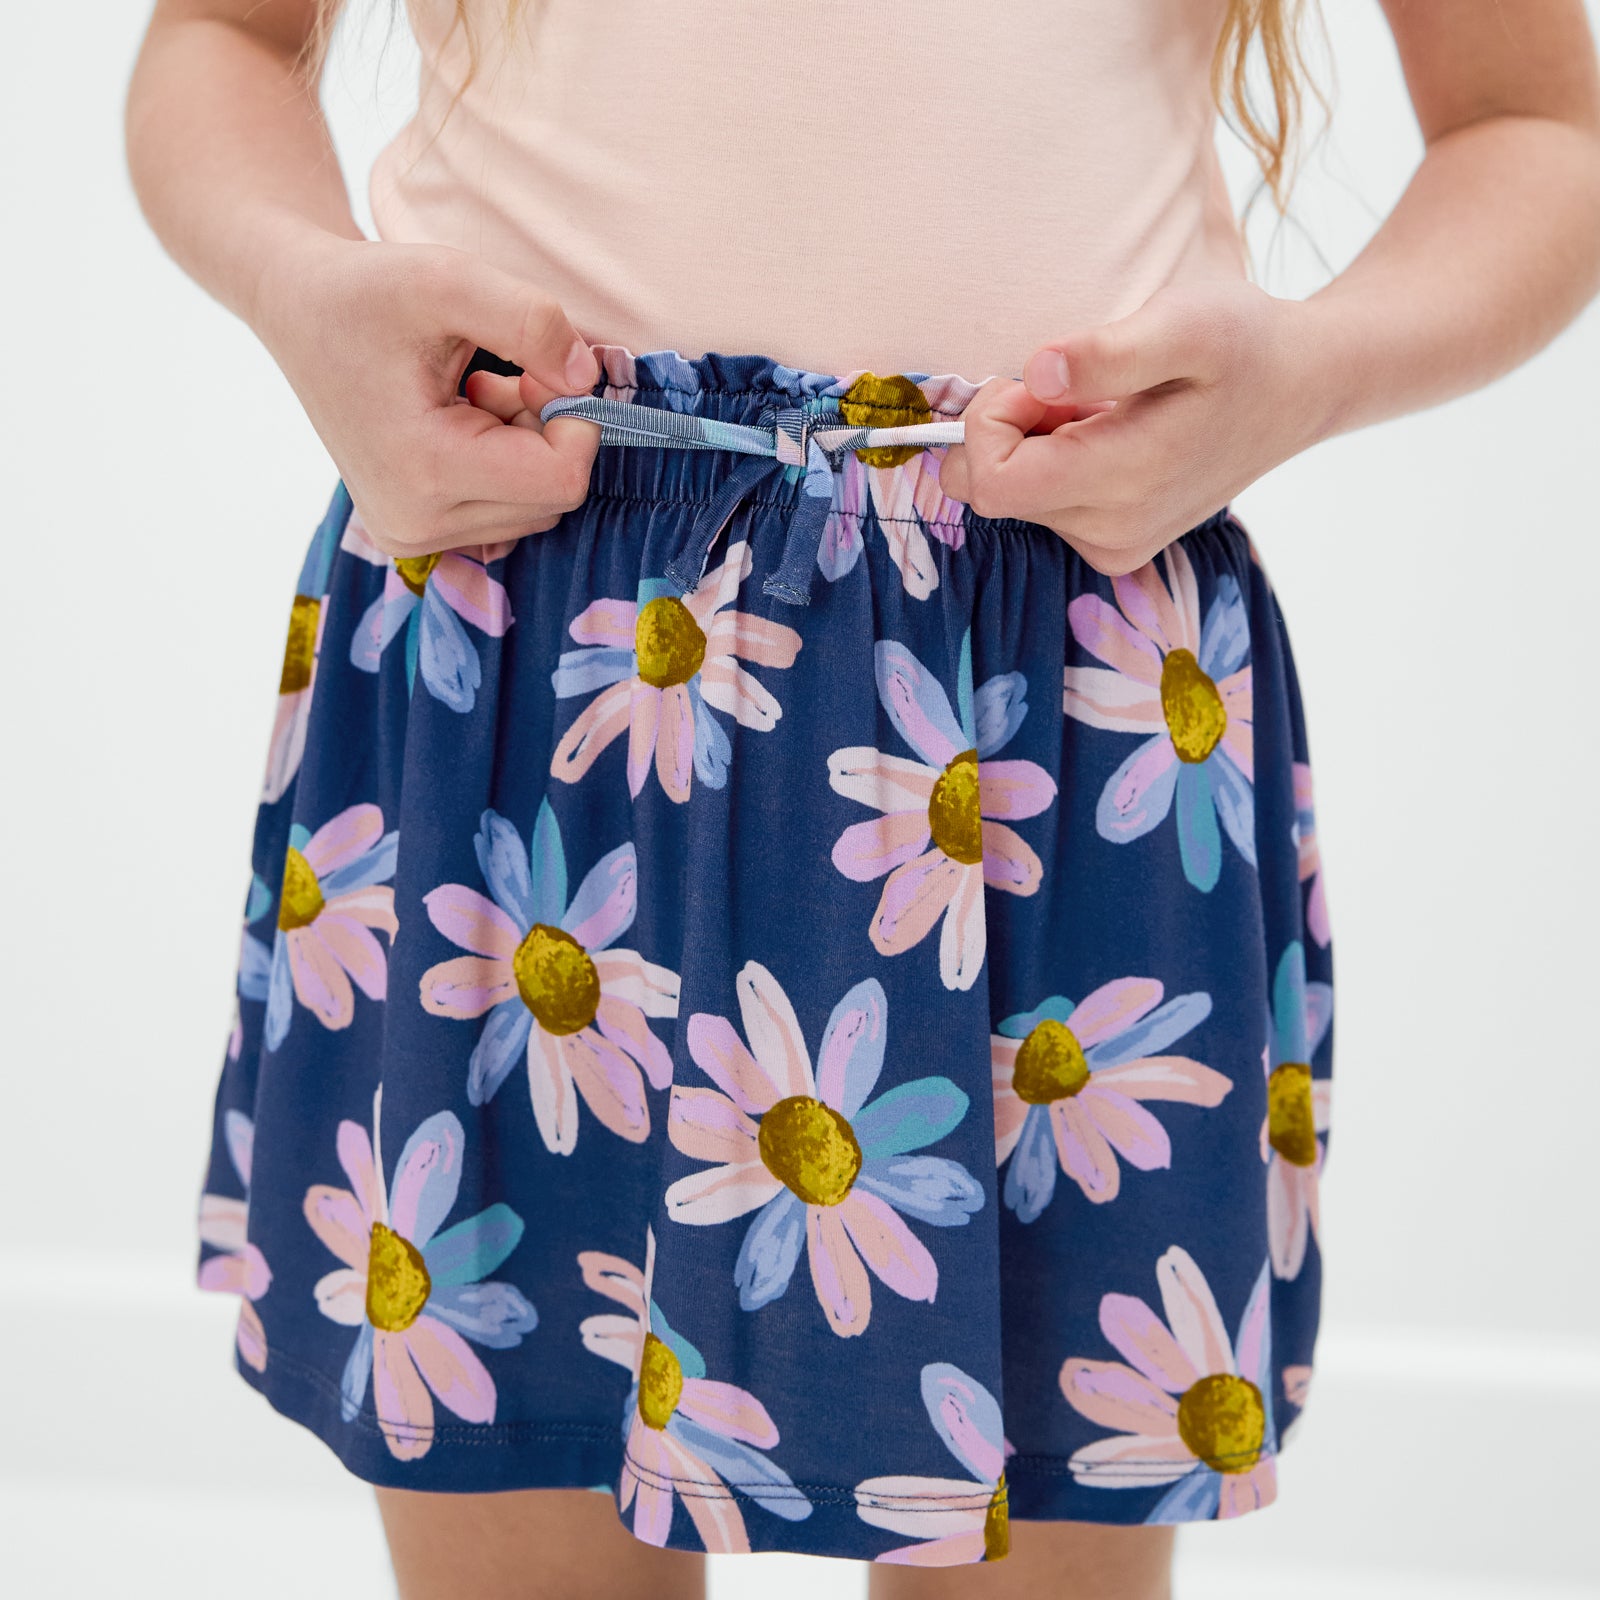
[565,341,598,390]
[1025,350,1069,401]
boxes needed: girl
[127,4,1600,1598]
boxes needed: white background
[2,3,1597,1596]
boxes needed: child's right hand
[254,236,602,559]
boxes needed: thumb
[1022,291,1215,405]
[445,255,599,396]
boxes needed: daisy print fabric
[197,347,1334,1558]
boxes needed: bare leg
[375,1486,706,1600]
[868,1521,1174,1600]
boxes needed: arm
[126,0,600,555]
[942,0,1600,573]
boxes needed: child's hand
[254,237,602,559]
[938,283,1329,575]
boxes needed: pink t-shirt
[370,0,1249,380]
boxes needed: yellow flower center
[277,846,324,931]
[365,1222,432,1332]
[1175,1373,1266,1474]
[1267,1063,1318,1167]
[758,1095,863,1207]
[839,372,934,468]
[634,595,707,688]
[983,1474,1011,1561]
[1011,1019,1090,1104]
[637,1332,684,1430]
[512,924,601,1035]
[394,552,443,596]
[927,748,984,865]
[1160,647,1227,764]
[278,594,321,695]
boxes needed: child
[127,3,1600,1596]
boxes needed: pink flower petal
[1079,1086,1171,1171]
[552,678,634,785]
[1218,1458,1278,1519]
[808,1203,872,1337]
[668,1086,761,1165]
[664,1160,784,1224]
[1221,709,1254,783]
[304,1185,370,1270]
[287,928,355,1030]
[655,683,695,803]
[624,1425,676,1546]
[1066,1433,1195,1488]
[1097,1295,1200,1394]
[197,1194,248,1253]
[314,1265,368,1326]
[404,1315,496,1424]
[827,747,939,813]
[1157,1246,1236,1378]
[658,1430,751,1554]
[323,885,397,936]
[431,553,512,636]
[735,961,814,1100]
[561,1027,650,1144]
[236,1301,268,1372]
[876,1531,987,1567]
[388,1117,463,1244]
[703,610,802,670]
[684,539,753,627]
[527,1024,580,1154]
[839,1190,938,1304]
[871,850,962,957]
[1065,977,1164,1049]
[626,679,661,798]
[569,597,637,649]
[595,994,672,1091]
[873,486,939,599]
[197,1248,261,1298]
[373,1329,434,1461]
[595,947,680,1019]
[832,811,933,883]
[578,1310,644,1372]
[1268,1156,1312,1280]
[980,822,1043,895]
[422,884,522,960]
[1067,593,1165,684]
[699,656,782,731]
[676,1376,780,1448]
[977,759,1056,821]
[1052,1098,1121,1202]
[685,1013,779,1114]
[939,861,987,991]
[577,1249,646,1313]
[856,1475,991,1541]
[419,955,517,1020]
[314,912,388,1002]
[336,1120,382,1227]
[1090,1055,1233,1106]
[303,804,384,878]
[1063,666,1167,732]
[1060,1358,1180,1435]
[1111,563,1180,655]
[992,1085,1030,1165]
[1162,543,1202,653]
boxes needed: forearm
[1299,110,1600,443]
[124,10,361,338]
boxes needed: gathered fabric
[197,346,1334,1565]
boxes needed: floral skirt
[197,347,1335,1564]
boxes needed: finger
[1022,290,1220,405]
[519,370,605,457]
[443,255,600,395]
[442,394,601,509]
[462,369,537,425]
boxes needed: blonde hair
[309,0,1323,214]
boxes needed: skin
[127,3,1600,1596]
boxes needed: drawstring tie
[541,394,965,606]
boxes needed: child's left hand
[938,282,1332,575]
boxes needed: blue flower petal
[734,1190,806,1311]
[668,1417,813,1522]
[418,582,481,712]
[972,672,1029,759]
[1175,760,1222,892]
[1146,1466,1219,1524]
[1197,575,1249,680]
[956,628,976,748]
[475,808,539,929]
[223,1110,255,1189]
[1087,992,1212,1070]
[424,1202,526,1288]
[288,823,311,853]
[1095,733,1180,845]
[339,1323,373,1422]
[349,587,416,674]
[467,999,533,1106]
[997,996,1076,1038]
[921,1363,1005,1481]
[1271,942,1308,1064]
[1003,1106,1058,1224]
[856,1155,984,1226]
[817,978,887,1119]
[263,931,293,1051]
[552,646,635,698]
[244,873,273,925]
[688,676,732,788]
[875,640,968,767]
[647,1303,706,1379]
[525,800,567,928]
[1210,748,1257,867]
[238,931,273,1003]
[853,1077,970,1159]
[391,1111,465,1247]
[426,1280,538,1350]
[1306,981,1334,1061]
[319,831,399,899]
[562,842,636,950]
